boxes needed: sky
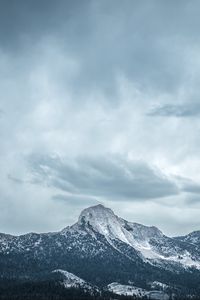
[1,0,200,236]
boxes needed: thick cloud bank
[0,0,200,235]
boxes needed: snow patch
[107,282,170,299]
[52,269,99,294]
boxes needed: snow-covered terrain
[107,282,169,299]
[107,282,147,297]
[72,204,200,269]
[53,269,87,288]
[52,269,95,291]
[150,281,169,290]
[0,204,200,297]
[52,270,170,299]
[0,204,200,270]
[175,230,200,246]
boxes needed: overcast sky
[1,0,200,236]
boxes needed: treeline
[0,279,142,300]
[0,279,200,300]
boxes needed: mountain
[0,204,200,298]
[52,269,98,292]
[175,230,200,247]
[71,204,200,269]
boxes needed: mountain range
[0,204,200,299]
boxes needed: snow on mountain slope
[150,281,169,290]
[107,282,170,299]
[72,204,200,269]
[107,282,147,297]
[76,204,163,256]
[77,204,131,244]
[53,270,170,299]
[175,231,200,246]
[52,269,95,291]
[0,204,200,273]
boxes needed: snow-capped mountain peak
[78,204,115,227]
[1,203,200,290]
[77,204,130,243]
[75,204,167,260]
[78,204,163,243]
[72,204,200,269]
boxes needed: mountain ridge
[0,204,200,297]
[0,204,200,268]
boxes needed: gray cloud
[148,102,200,117]
[7,174,24,184]
[28,154,179,200]
[184,194,200,206]
[1,0,200,97]
[182,181,200,194]
[1,1,200,235]
[174,176,200,197]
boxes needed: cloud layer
[28,154,178,200]
[148,103,200,117]
[1,1,200,236]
